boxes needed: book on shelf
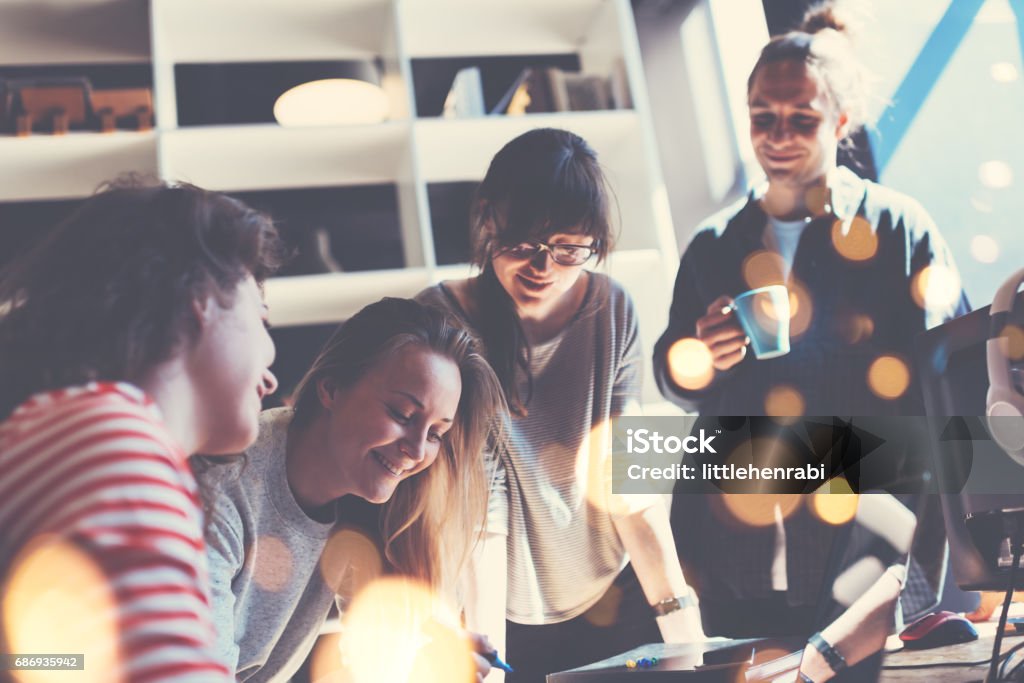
[608,57,633,110]
[555,71,611,112]
[442,66,485,119]
[492,67,617,115]
[491,67,556,115]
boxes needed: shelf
[158,123,411,191]
[264,268,431,327]
[413,110,639,182]
[0,132,157,201]
[401,0,611,58]
[151,0,394,63]
[0,0,150,65]
[0,0,678,358]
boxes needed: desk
[881,622,1024,682]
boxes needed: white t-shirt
[763,215,809,282]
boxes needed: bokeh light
[742,250,786,289]
[997,324,1024,361]
[804,185,830,214]
[911,265,963,312]
[787,280,813,339]
[340,577,472,683]
[837,312,874,345]
[320,527,384,598]
[582,583,623,627]
[2,535,120,683]
[979,160,1014,189]
[253,535,294,593]
[970,235,1000,264]
[830,216,878,262]
[722,493,801,527]
[991,62,1019,83]
[667,338,714,391]
[811,477,858,525]
[970,193,994,213]
[579,422,612,517]
[867,355,911,400]
[764,385,805,418]
[308,632,347,683]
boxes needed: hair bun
[800,2,848,35]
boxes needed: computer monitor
[915,291,1024,591]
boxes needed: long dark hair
[290,298,505,596]
[468,128,614,415]
[0,179,284,420]
[748,2,870,142]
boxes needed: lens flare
[830,216,878,262]
[764,385,805,418]
[742,250,786,289]
[997,324,1024,361]
[787,280,813,339]
[979,160,1013,189]
[867,355,911,400]
[811,477,858,525]
[970,194,994,213]
[970,235,1000,264]
[911,265,962,312]
[722,493,801,527]
[582,583,623,627]
[667,338,714,391]
[252,535,294,593]
[320,527,384,598]
[804,186,831,214]
[340,577,472,683]
[308,632,347,683]
[991,62,1019,82]
[837,312,874,345]
[2,535,120,683]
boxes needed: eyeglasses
[498,241,597,266]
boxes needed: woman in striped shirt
[0,181,283,682]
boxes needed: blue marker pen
[486,650,515,673]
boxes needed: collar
[747,166,867,223]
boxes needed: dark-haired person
[0,181,282,682]
[419,128,703,683]
[196,298,507,683]
[654,4,967,681]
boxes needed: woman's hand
[467,631,496,682]
[695,296,749,371]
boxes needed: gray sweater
[197,408,337,682]
[420,273,647,624]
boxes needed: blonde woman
[196,298,506,682]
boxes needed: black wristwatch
[808,631,847,673]
[651,593,695,617]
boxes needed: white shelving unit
[0,0,680,405]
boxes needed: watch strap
[650,593,695,617]
[808,631,847,673]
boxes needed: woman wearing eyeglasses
[419,128,703,683]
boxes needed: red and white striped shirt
[0,382,231,682]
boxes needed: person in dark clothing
[655,4,967,681]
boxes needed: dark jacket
[653,167,970,417]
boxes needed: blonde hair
[290,298,506,598]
